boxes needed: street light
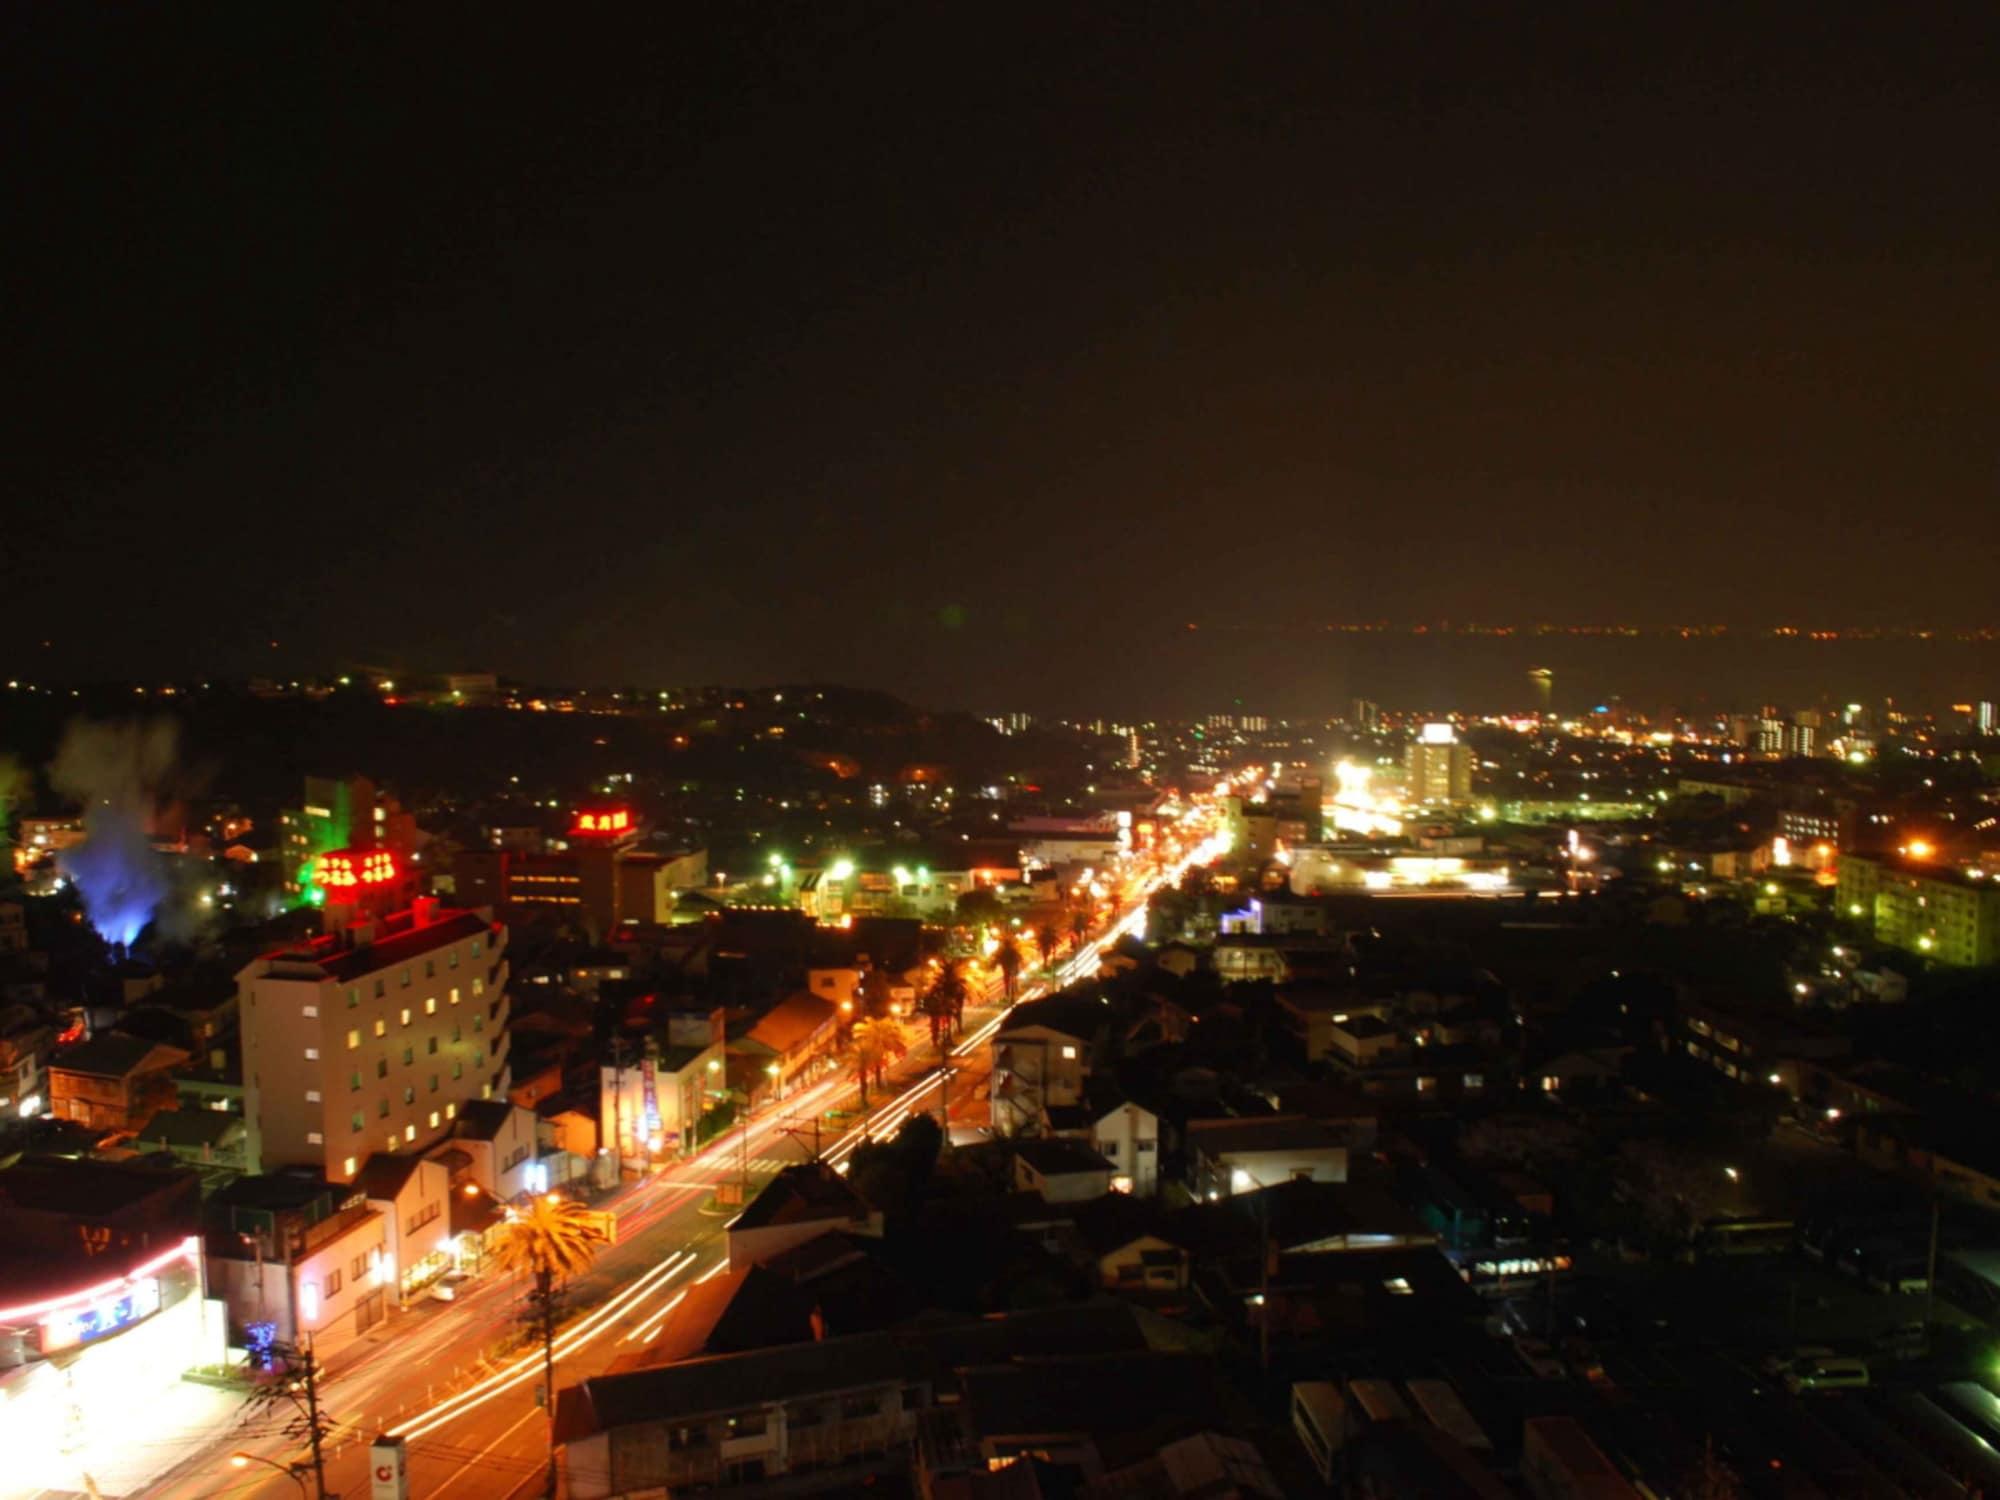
[230,1452,309,1497]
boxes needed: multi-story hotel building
[238,883,510,1184]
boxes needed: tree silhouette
[490,1195,613,1496]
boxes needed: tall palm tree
[491,1195,613,1496]
[921,961,969,1046]
[851,1015,908,1104]
[1033,922,1060,970]
[1068,904,1091,947]
[993,936,1022,1001]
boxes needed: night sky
[9,6,1996,713]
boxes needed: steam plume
[50,719,179,948]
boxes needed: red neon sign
[316,849,400,889]
[572,809,633,835]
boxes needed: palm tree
[921,961,969,1046]
[1068,904,1091,948]
[490,1194,613,1496]
[1033,922,1060,971]
[993,936,1022,1001]
[851,1015,908,1104]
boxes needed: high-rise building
[278,774,418,905]
[237,874,510,1184]
[1979,701,1997,736]
[1405,722,1473,805]
[1528,667,1553,716]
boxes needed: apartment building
[237,895,510,1184]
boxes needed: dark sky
[8,5,1996,713]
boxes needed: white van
[1785,1356,1870,1393]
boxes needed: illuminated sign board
[316,849,399,890]
[571,809,633,835]
[39,1275,162,1351]
[1459,1253,1572,1287]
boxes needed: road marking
[424,1403,542,1498]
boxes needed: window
[429,1073,439,1092]
[406,1202,440,1235]
[403,1086,415,1105]
[307,1131,323,1145]
[352,1112,365,1133]
[377,1058,389,1079]
[347,987,360,1009]
[1464,1073,1485,1090]
[450,950,460,970]
[429,1110,440,1128]
[387,1135,398,1152]
[324,1268,343,1297]
[453,1062,464,1080]
[425,959,435,979]
[352,1253,371,1281]
[404,1124,416,1141]
[343,1156,356,1177]
[350,1070,362,1092]
[302,1004,318,1018]
[472,977,485,998]
[1136,1140,1156,1154]
[470,939,483,958]
[726,1413,767,1438]
[403,1046,414,1066]
[379,1099,390,1118]
[428,1036,438,1055]
[373,1018,387,1038]
[472,1015,483,1034]
[791,1403,825,1430]
[452,1023,462,1043]
[446,1103,457,1120]
[450,986,460,1005]
[841,1396,881,1420]
[474,1049,485,1068]
[347,1029,361,1050]
[425,996,437,1015]
[1415,1076,1435,1093]
[306,1089,321,1103]
[304,1047,319,1060]
[400,1007,412,1026]
[667,1425,707,1452]
[1060,1045,1077,1060]
[401,966,412,988]
[374,979,386,998]
[1383,1276,1414,1295]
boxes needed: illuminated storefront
[0,1236,228,1493]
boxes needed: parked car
[429,1272,473,1302]
[1785,1356,1870,1394]
[1513,1336,1566,1380]
[1760,1344,1836,1378]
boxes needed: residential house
[438,1098,540,1200]
[1088,1093,1161,1196]
[989,996,1101,1134]
[355,1152,455,1301]
[132,1108,251,1182]
[205,1171,391,1358]
[746,991,840,1094]
[1012,1139,1115,1204]
[1186,1116,1348,1199]
[48,1033,189,1133]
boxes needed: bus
[1696,1216,1794,1258]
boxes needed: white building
[236,896,510,1184]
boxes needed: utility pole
[1924,1191,1941,1349]
[256,1338,333,1499]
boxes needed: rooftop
[730,1161,873,1234]
[1185,1114,1345,1158]
[1013,1138,1115,1178]
[253,908,492,983]
[49,1033,189,1079]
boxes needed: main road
[142,806,1227,1500]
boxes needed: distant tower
[1528,667,1553,717]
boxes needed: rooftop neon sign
[317,849,400,889]
[572,809,633,835]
